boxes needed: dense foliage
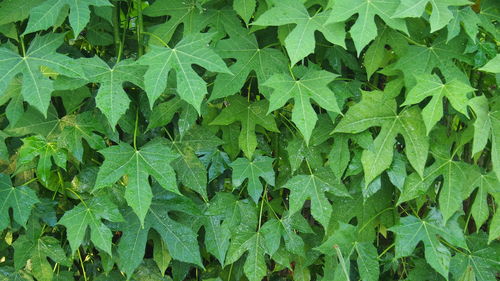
[0,0,499,280]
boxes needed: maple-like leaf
[233,0,256,23]
[402,74,475,134]
[82,56,146,128]
[0,174,39,231]
[398,128,477,222]
[480,54,500,73]
[210,96,279,159]
[0,33,84,116]
[327,0,408,54]
[469,96,500,181]
[24,0,112,36]
[138,32,231,111]
[261,213,312,257]
[447,7,481,42]
[283,168,349,229]
[58,197,123,255]
[253,0,345,65]
[316,223,380,281]
[230,155,275,203]
[334,90,429,186]
[389,209,468,279]
[384,32,471,87]
[166,126,224,200]
[264,67,341,144]
[143,0,225,44]
[392,0,471,33]
[224,199,266,281]
[117,195,203,277]
[17,135,67,183]
[210,14,288,100]
[57,111,107,162]
[450,233,500,281]
[94,139,178,224]
[13,234,70,281]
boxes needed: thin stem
[257,186,267,231]
[334,244,350,281]
[142,31,169,47]
[112,2,122,60]
[136,0,144,57]
[77,248,88,281]
[133,107,139,150]
[378,243,395,258]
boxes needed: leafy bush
[0,0,499,280]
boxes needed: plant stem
[133,107,139,150]
[136,0,143,57]
[77,248,88,281]
[112,2,122,60]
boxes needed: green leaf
[138,32,230,111]
[210,15,288,100]
[385,32,471,87]
[230,155,275,203]
[0,0,44,25]
[327,0,408,54]
[24,0,111,36]
[94,139,178,224]
[389,209,468,279]
[233,0,256,24]
[58,196,123,255]
[402,74,475,134]
[210,96,279,159]
[166,126,224,200]
[450,232,500,280]
[283,167,349,229]
[469,96,500,180]
[225,200,266,281]
[117,196,203,277]
[479,54,500,73]
[447,7,481,42]
[334,90,429,186]
[82,57,146,127]
[0,174,39,231]
[392,0,472,33]
[57,111,107,162]
[264,67,341,144]
[13,234,70,281]
[17,135,67,183]
[253,0,345,65]
[0,33,84,116]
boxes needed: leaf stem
[112,2,122,60]
[77,248,88,281]
[334,244,350,281]
[133,107,139,150]
[136,0,143,57]
[258,186,267,231]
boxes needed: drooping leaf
[13,234,70,281]
[283,167,349,229]
[402,74,475,134]
[117,194,204,278]
[392,0,472,33]
[334,89,429,186]
[0,33,84,116]
[94,139,178,224]
[389,209,468,279]
[0,174,39,231]
[138,32,231,111]
[24,0,112,36]
[210,96,279,159]
[264,67,341,144]
[210,13,288,100]
[253,0,345,65]
[230,155,275,203]
[327,0,408,54]
[17,135,67,183]
[58,196,123,255]
[81,57,146,127]
[166,126,224,200]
